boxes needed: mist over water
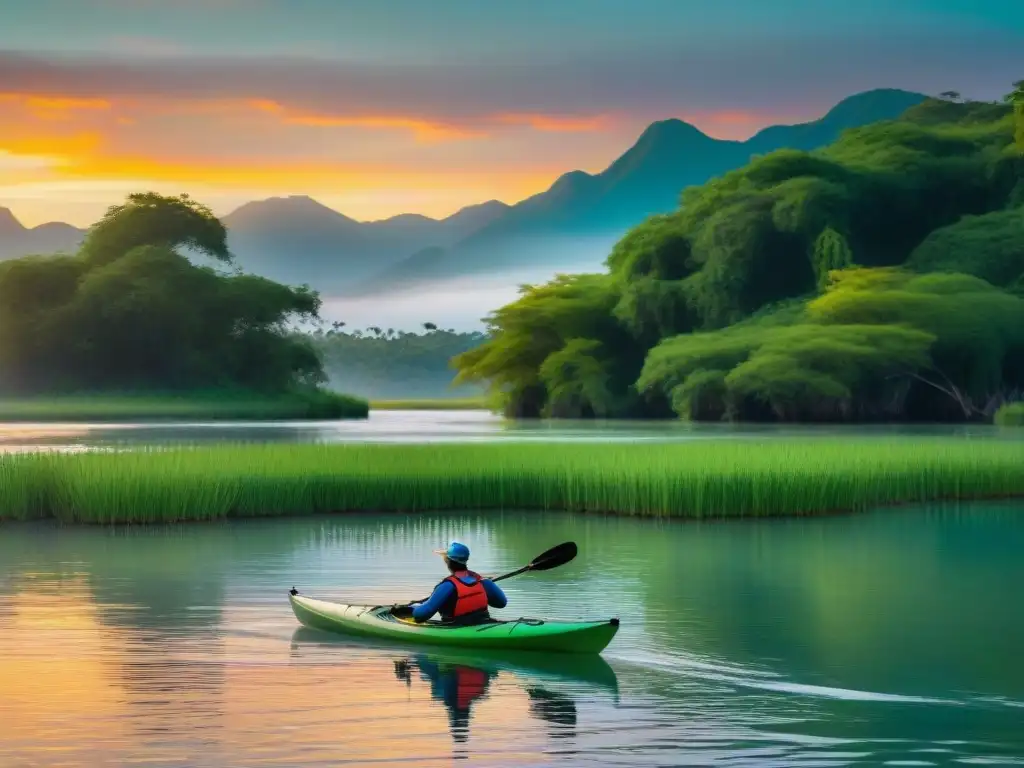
[322,279,518,332]
[321,252,609,332]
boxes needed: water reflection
[0,409,1021,453]
[395,656,495,744]
[394,658,580,744]
[291,625,618,747]
[2,508,1024,765]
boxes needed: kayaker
[399,541,508,624]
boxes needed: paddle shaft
[404,565,528,605]
[489,565,530,583]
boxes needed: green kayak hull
[288,592,619,655]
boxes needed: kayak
[288,591,620,654]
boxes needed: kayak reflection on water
[524,686,577,738]
[394,656,493,742]
[394,655,578,743]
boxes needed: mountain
[0,88,926,294]
[0,195,510,286]
[0,209,84,260]
[221,195,511,286]
[356,88,927,294]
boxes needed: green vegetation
[0,192,365,418]
[454,92,1024,423]
[1009,80,1024,151]
[311,324,485,400]
[370,397,489,411]
[0,439,1021,524]
[995,403,1024,426]
[0,391,368,421]
[638,269,1024,422]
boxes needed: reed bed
[1,438,1022,524]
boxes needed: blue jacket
[412,574,507,622]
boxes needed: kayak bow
[288,591,619,655]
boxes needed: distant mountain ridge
[0,207,85,260]
[0,87,927,292]
[221,196,511,286]
[357,88,928,294]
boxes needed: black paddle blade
[529,541,577,572]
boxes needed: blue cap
[433,541,470,564]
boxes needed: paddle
[488,541,578,583]
[396,541,578,612]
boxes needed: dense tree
[79,192,231,268]
[0,255,86,390]
[638,269,1024,422]
[812,227,855,290]
[907,208,1024,288]
[807,269,1024,419]
[1007,80,1024,151]
[452,88,1024,423]
[0,193,331,396]
[452,274,644,417]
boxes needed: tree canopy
[0,192,327,395]
[453,88,1024,423]
[1007,80,1024,151]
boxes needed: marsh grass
[1,438,1022,524]
[0,390,369,422]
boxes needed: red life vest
[453,665,488,709]
[443,569,489,619]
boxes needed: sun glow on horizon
[0,84,821,227]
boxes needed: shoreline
[369,397,489,411]
[0,392,370,422]
[0,439,1021,525]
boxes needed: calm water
[2,504,1022,766]
[0,410,1020,452]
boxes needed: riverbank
[0,391,370,422]
[1,439,1021,524]
[370,397,489,410]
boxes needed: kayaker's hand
[390,603,414,619]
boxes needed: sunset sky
[1,0,1021,227]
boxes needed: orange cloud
[678,108,815,139]
[0,86,625,226]
[246,99,483,142]
[25,96,112,111]
[0,131,104,161]
[494,113,611,132]
[702,110,765,125]
[0,93,113,123]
